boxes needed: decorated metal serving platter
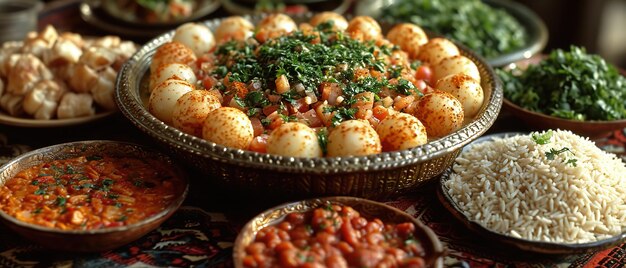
[115,13,503,200]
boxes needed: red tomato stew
[0,155,184,230]
[243,204,427,267]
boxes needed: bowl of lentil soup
[115,13,502,200]
[233,196,444,267]
[0,140,188,252]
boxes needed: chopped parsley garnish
[566,159,578,167]
[342,76,387,102]
[102,178,114,187]
[116,215,128,222]
[499,46,626,121]
[324,107,358,126]
[244,91,270,108]
[545,147,572,160]
[531,130,553,145]
[317,128,329,155]
[213,26,385,98]
[382,0,527,59]
[132,179,144,187]
[233,95,246,108]
[405,233,418,245]
[34,188,46,195]
[56,196,66,207]
[545,147,577,166]
[394,78,421,96]
[65,165,76,174]
[33,208,42,214]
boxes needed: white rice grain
[444,130,626,243]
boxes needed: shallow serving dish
[0,140,188,252]
[115,14,503,200]
[233,196,444,267]
[502,99,626,138]
[220,0,352,15]
[0,110,115,128]
[358,0,548,67]
[481,0,548,67]
[437,132,626,254]
[100,0,220,27]
[502,56,626,138]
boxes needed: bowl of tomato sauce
[233,196,444,267]
[0,140,188,252]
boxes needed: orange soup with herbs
[0,155,184,230]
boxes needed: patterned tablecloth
[0,1,622,266]
[0,126,625,267]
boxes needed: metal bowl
[0,140,188,252]
[438,132,626,254]
[233,196,445,267]
[502,56,626,139]
[115,14,503,200]
[357,0,548,67]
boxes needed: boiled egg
[327,120,381,157]
[202,107,254,150]
[149,62,197,92]
[172,22,216,57]
[267,122,323,157]
[432,55,480,83]
[148,79,194,125]
[376,112,428,151]
[172,90,221,137]
[414,91,464,137]
[386,23,428,59]
[435,73,484,118]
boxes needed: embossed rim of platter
[115,13,503,174]
[0,140,189,235]
[232,196,444,268]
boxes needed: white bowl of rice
[439,129,626,254]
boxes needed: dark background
[515,0,626,68]
[38,0,626,68]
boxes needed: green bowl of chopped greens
[373,0,548,67]
[498,46,626,138]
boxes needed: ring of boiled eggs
[147,13,485,158]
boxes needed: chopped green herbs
[324,107,358,126]
[531,130,578,166]
[566,159,578,167]
[244,91,270,108]
[116,215,128,222]
[499,46,626,121]
[132,179,144,188]
[381,0,527,59]
[211,25,403,125]
[102,178,114,187]
[531,130,553,145]
[56,196,66,207]
[544,147,577,166]
[394,78,421,96]
[317,128,329,155]
[545,147,572,160]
